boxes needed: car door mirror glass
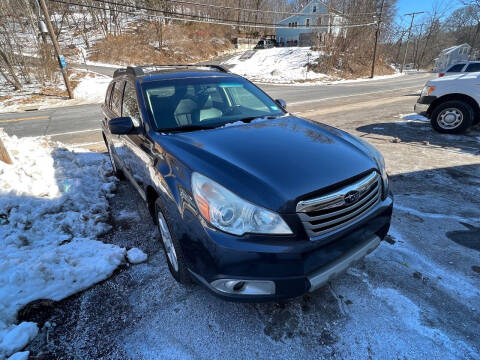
[108,117,134,135]
[275,99,287,109]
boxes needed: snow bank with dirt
[0,131,125,359]
[0,72,111,113]
[225,47,403,85]
[73,72,111,103]
[225,47,327,84]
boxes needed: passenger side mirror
[108,117,134,135]
[275,99,287,110]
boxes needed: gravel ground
[23,97,480,360]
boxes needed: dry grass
[88,21,234,65]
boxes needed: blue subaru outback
[101,65,393,301]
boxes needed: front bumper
[187,195,393,302]
[414,95,436,115]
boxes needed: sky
[395,0,464,27]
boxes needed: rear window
[465,63,480,72]
[447,64,465,72]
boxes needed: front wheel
[155,199,191,284]
[430,101,474,134]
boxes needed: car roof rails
[113,64,229,78]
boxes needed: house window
[306,18,310,27]
[313,6,316,12]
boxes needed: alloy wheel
[157,212,179,272]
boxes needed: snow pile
[225,47,327,84]
[0,130,126,359]
[127,248,148,264]
[73,72,111,103]
[401,113,429,122]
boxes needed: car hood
[428,72,480,85]
[157,116,378,213]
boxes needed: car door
[120,80,156,197]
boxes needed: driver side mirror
[108,117,134,135]
[275,99,287,110]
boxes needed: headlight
[192,172,292,236]
[355,137,389,198]
[421,85,435,97]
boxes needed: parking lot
[16,74,480,359]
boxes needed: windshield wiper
[236,115,280,124]
[162,124,217,133]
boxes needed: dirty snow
[0,323,37,359]
[6,351,29,360]
[72,72,111,103]
[225,47,404,84]
[401,113,430,122]
[127,248,148,264]
[0,72,111,113]
[0,131,126,359]
[225,47,327,83]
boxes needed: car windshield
[142,77,285,132]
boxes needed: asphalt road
[0,70,432,150]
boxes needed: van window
[447,64,465,72]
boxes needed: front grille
[297,172,381,239]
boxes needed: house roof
[441,43,470,55]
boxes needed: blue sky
[395,0,464,27]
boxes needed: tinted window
[143,77,284,131]
[122,82,141,127]
[447,64,465,72]
[111,81,125,115]
[465,63,480,72]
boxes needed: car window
[105,82,114,106]
[465,63,480,72]
[122,81,141,127]
[142,77,285,131]
[226,86,270,112]
[447,64,465,72]
[111,81,125,115]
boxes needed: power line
[84,0,383,18]
[49,0,377,30]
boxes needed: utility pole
[370,0,385,78]
[414,23,424,71]
[38,0,74,99]
[400,11,424,73]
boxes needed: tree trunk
[0,138,12,165]
[0,50,22,90]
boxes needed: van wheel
[430,101,474,134]
[155,199,190,284]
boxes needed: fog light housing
[211,279,275,295]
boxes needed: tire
[106,140,124,179]
[155,199,191,284]
[430,100,474,134]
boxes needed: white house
[434,44,471,72]
[275,0,343,47]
